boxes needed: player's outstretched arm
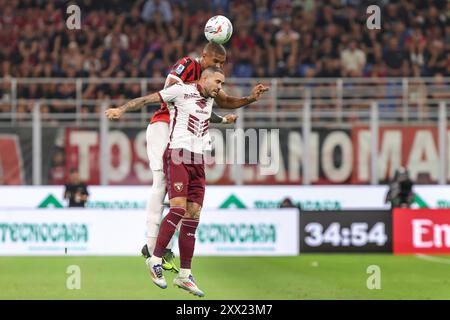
[105,93,161,120]
[214,84,269,110]
[210,112,237,124]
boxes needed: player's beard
[209,89,219,98]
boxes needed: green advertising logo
[38,194,64,208]
[219,194,340,210]
[86,201,146,209]
[413,194,429,208]
[0,223,88,243]
[219,194,247,209]
[197,223,276,244]
[37,194,146,209]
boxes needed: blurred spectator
[64,168,89,208]
[425,40,447,76]
[62,42,84,72]
[141,0,173,23]
[104,24,129,50]
[340,40,366,77]
[405,26,426,73]
[231,27,256,77]
[383,37,409,77]
[275,20,299,75]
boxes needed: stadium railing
[1,77,449,126]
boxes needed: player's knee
[170,197,187,209]
[186,203,202,219]
[185,210,201,220]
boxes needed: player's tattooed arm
[214,84,269,109]
[105,93,161,120]
[118,93,161,112]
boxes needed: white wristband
[221,116,227,123]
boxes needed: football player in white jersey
[120,67,255,296]
[106,43,268,275]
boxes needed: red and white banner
[1,126,449,185]
[65,128,150,185]
[393,209,450,254]
[352,126,448,184]
[62,126,450,185]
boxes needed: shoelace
[153,264,163,278]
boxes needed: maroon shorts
[163,147,206,206]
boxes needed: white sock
[179,268,191,278]
[150,255,163,265]
[146,170,166,253]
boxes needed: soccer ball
[204,15,233,45]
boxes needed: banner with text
[352,126,449,184]
[172,209,299,256]
[393,209,450,255]
[2,126,449,185]
[64,126,450,185]
[0,209,299,256]
[1,185,450,210]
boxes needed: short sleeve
[158,83,184,103]
[169,57,195,82]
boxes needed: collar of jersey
[196,83,208,98]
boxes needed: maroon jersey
[150,57,202,124]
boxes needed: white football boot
[173,274,205,297]
[145,257,167,289]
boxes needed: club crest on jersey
[174,182,184,192]
[196,98,207,109]
[175,64,185,75]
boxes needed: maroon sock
[178,218,199,269]
[152,207,185,258]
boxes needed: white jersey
[158,83,213,154]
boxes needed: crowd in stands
[0,0,449,115]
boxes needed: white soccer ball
[204,15,233,45]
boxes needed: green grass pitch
[1,255,450,300]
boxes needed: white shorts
[146,121,170,171]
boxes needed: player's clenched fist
[105,108,124,120]
[223,114,238,124]
[249,84,269,101]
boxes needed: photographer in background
[385,167,415,208]
[279,197,299,209]
[64,168,89,208]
